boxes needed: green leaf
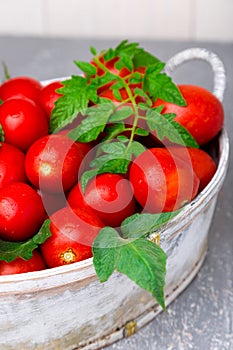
[81,169,99,192]
[114,40,140,59]
[67,103,114,143]
[104,123,126,140]
[116,238,167,310]
[0,219,51,262]
[133,49,161,68]
[121,211,179,239]
[115,54,134,72]
[127,140,146,158]
[112,89,123,101]
[92,227,120,282]
[49,75,98,132]
[74,61,97,75]
[90,46,97,56]
[99,141,126,155]
[109,106,133,122]
[146,108,199,147]
[134,127,149,136]
[93,226,167,310]
[143,65,186,106]
[89,153,130,173]
[92,71,118,90]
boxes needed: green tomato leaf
[134,127,149,136]
[104,123,126,140]
[115,54,134,72]
[81,169,99,192]
[90,46,97,56]
[93,226,167,310]
[91,71,118,90]
[0,219,51,262]
[68,102,115,143]
[92,227,120,282]
[133,49,161,68]
[49,76,98,132]
[99,141,126,155]
[127,140,146,158]
[146,108,199,147]
[74,60,97,76]
[109,106,133,122]
[121,212,180,239]
[116,238,167,310]
[143,65,186,106]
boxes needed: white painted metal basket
[0,48,230,350]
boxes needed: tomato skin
[0,182,46,241]
[0,76,42,103]
[152,85,224,145]
[0,250,47,275]
[0,142,26,189]
[168,147,217,192]
[0,98,49,151]
[38,81,63,118]
[129,148,200,213]
[68,173,136,227]
[25,134,84,193]
[40,206,104,268]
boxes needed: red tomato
[129,148,200,213]
[57,129,92,157]
[0,250,46,275]
[0,98,49,151]
[0,76,42,103]
[25,134,84,193]
[168,147,217,192]
[68,173,136,227]
[38,80,63,118]
[40,206,104,268]
[0,182,46,241]
[152,85,224,145]
[0,142,26,189]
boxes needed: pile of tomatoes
[0,53,224,276]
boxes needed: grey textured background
[0,37,232,350]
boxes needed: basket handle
[165,48,226,103]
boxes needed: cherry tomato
[0,142,26,189]
[38,80,63,118]
[0,182,46,241]
[168,146,217,192]
[152,85,224,145]
[0,76,42,103]
[40,206,104,268]
[129,147,200,213]
[0,98,49,151]
[68,173,136,227]
[0,250,46,275]
[25,134,84,193]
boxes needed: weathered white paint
[0,49,229,350]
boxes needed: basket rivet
[124,321,138,338]
[150,232,161,246]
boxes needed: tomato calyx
[60,248,77,264]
